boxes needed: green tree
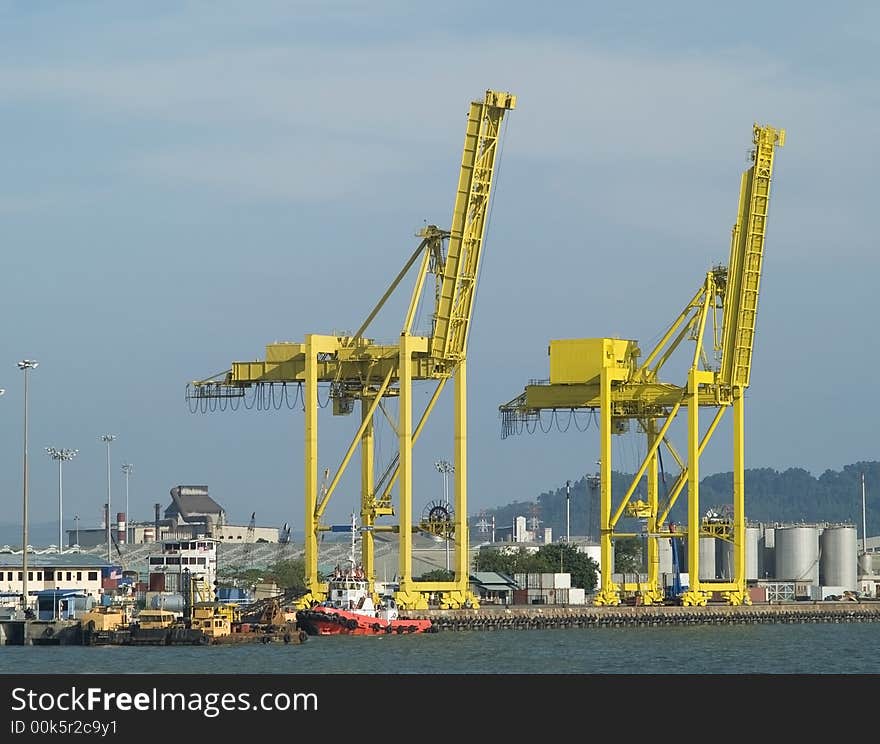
[216,557,308,596]
[268,558,308,595]
[473,544,598,591]
[531,542,599,592]
[613,537,642,573]
[417,569,454,582]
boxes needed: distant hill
[473,461,880,541]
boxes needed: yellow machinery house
[135,609,177,630]
[189,602,236,639]
[79,606,128,632]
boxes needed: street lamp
[565,480,571,543]
[74,514,80,548]
[100,434,117,562]
[121,463,133,543]
[435,459,454,572]
[46,447,78,554]
[18,359,38,612]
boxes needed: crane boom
[719,123,785,389]
[431,90,515,363]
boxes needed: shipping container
[747,586,767,603]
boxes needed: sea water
[2,622,878,675]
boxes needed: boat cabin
[136,609,177,630]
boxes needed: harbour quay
[404,601,880,632]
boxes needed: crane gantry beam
[189,90,516,610]
[499,123,785,607]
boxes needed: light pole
[18,359,38,612]
[565,480,571,543]
[121,463,133,543]
[435,459,454,572]
[46,447,78,553]
[74,514,80,548]
[862,472,868,555]
[101,434,117,562]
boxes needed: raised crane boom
[719,124,785,389]
[431,90,515,363]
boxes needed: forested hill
[475,461,880,542]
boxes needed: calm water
[3,622,879,674]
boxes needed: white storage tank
[657,536,673,575]
[716,539,733,580]
[819,525,858,591]
[761,526,776,579]
[699,537,716,580]
[775,525,820,585]
[746,526,761,581]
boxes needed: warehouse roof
[0,552,109,568]
[470,571,518,590]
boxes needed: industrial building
[0,552,111,613]
[66,484,279,549]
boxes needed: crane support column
[681,368,713,607]
[394,333,429,610]
[722,388,751,605]
[594,365,625,606]
[641,420,665,605]
[449,358,479,607]
[360,398,376,591]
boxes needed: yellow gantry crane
[499,123,785,607]
[188,89,516,610]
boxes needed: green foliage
[417,569,454,582]
[473,543,598,591]
[612,537,642,573]
[269,558,308,595]
[217,557,308,595]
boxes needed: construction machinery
[499,123,785,607]
[187,89,516,610]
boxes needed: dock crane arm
[186,90,516,612]
[719,124,785,389]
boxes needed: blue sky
[1,2,878,539]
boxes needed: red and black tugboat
[296,515,433,636]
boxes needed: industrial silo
[858,552,875,577]
[760,526,776,579]
[699,537,716,580]
[746,526,761,581]
[656,536,673,575]
[774,525,820,586]
[716,539,733,580]
[819,524,858,591]
[711,530,759,581]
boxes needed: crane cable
[187,381,306,414]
